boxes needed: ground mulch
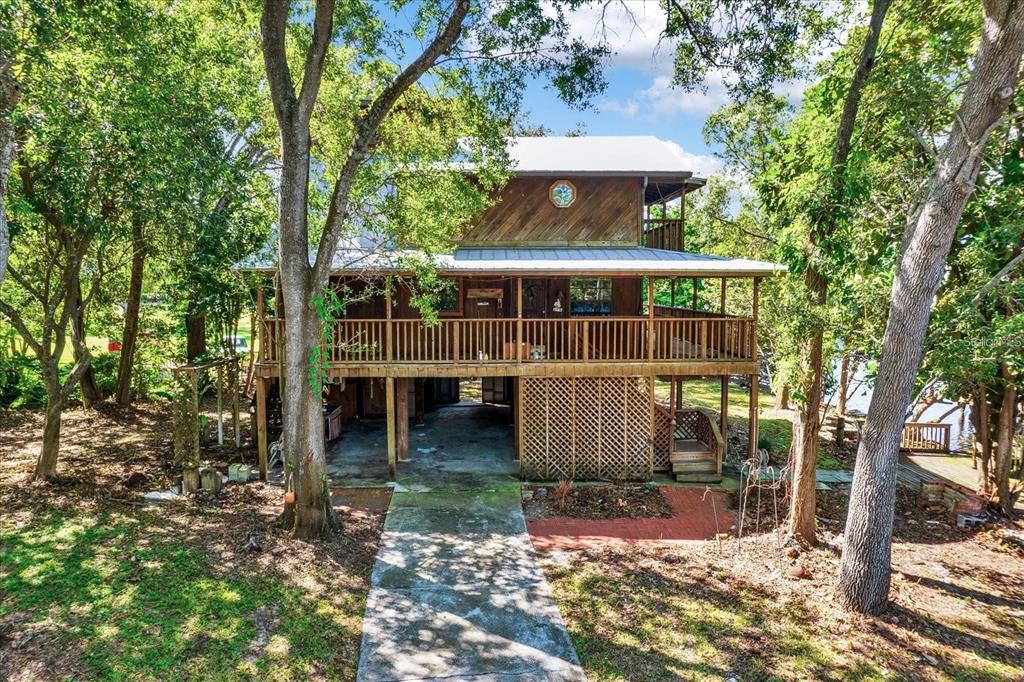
[0,402,387,681]
[524,483,674,520]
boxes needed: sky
[518,2,728,178]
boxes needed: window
[436,277,462,316]
[570,278,613,316]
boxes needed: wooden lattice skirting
[520,376,655,480]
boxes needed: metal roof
[507,136,704,176]
[238,246,786,278]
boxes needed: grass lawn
[537,488,1024,681]
[0,404,385,681]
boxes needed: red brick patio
[528,487,735,551]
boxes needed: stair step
[672,460,717,473]
[670,451,715,462]
[674,472,724,483]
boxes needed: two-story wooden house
[246,136,783,483]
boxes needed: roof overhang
[236,246,786,279]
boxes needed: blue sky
[517,2,727,177]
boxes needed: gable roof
[507,136,704,177]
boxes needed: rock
[121,471,148,489]
[787,564,812,580]
[535,487,548,498]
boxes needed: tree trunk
[837,0,1024,613]
[70,273,100,408]
[35,365,63,480]
[0,58,19,288]
[976,387,992,493]
[787,0,891,546]
[774,383,791,410]
[993,365,1017,515]
[186,309,206,361]
[115,218,145,405]
[836,352,851,441]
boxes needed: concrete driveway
[356,406,584,681]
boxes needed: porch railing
[259,315,756,365]
[643,218,685,252]
[900,422,952,454]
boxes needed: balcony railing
[643,218,685,252]
[260,315,755,365]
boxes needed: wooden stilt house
[245,136,785,482]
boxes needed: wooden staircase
[655,405,724,482]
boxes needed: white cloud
[663,140,723,178]
[598,98,639,117]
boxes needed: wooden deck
[898,453,1024,512]
[258,314,756,375]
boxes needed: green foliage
[0,353,45,409]
[697,0,988,400]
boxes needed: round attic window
[549,180,576,208]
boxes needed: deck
[257,312,757,377]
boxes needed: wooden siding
[462,176,642,245]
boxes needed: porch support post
[670,278,676,308]
[232,359,241,448]
[256,375,268,481]
[256,282,265,363]
[385,281,393,362]
[414,378,426,425]
[720,375,729,441]
[720,278,726,313]
[692,278,698,310]
[396,377,409,462]
[647,277,655,361]
[516,276,523,362]
[386,376,397,480]
[748,375,759,460]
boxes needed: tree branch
[311,0,470,287]
[297,0,335,123]
[260,0,298,125]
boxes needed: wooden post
[191,370,200,459]
[414,378,426,425]
[256,283,265,363]
[720,375,729,441]
[720,278,726,314]
[692,278,698,310]
[385,376,397,480]
[256,376,268,480]
[748,375,759,460]
[648,375,655,478]
[647,277,655,361]
[216,364,224,445]
[670,278,676,307]
[385,283,393,362]
[396,377,409,462]
[232,359,241,448]
[516,277,523,363]
[752,277,760,358]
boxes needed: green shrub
[0,355,47,409]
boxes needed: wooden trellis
[170,357,243,488]
[520,376,653,481]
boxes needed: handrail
[258,315,756,365]
[901,422,951,454]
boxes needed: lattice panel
[653,406,673,472]
[520,376,653,481]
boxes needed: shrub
[0,355,46,409]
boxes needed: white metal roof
[507,136,702,176]
[230,246,784,277]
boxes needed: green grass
[1,508,366,680]
[545,556,875,681]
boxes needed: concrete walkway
[357,406,584,681]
